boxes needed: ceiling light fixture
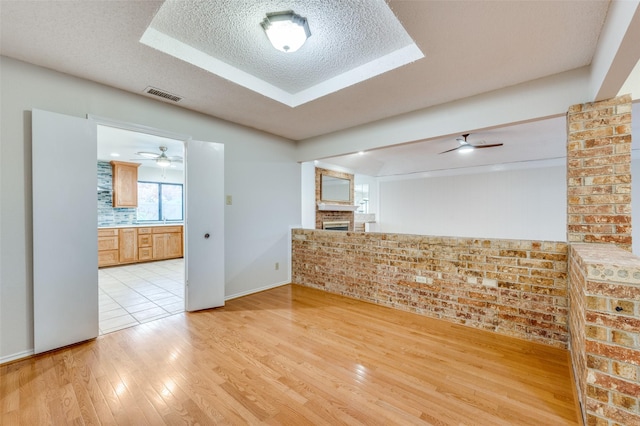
[261,11,311,53]
[156,156,171,167]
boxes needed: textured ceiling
[142,0,422,106]
[0,0,611,142]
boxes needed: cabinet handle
[204,233,210,239]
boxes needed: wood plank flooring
[1,284,579,425]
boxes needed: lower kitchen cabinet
[119,228,138,263]
[98,229,119,267]
[98,225,183,267]
[138,229,153,261]
[152,226,183,260]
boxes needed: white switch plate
[225,195,232,205]
[275,262,279,270]
[415,276,427,284]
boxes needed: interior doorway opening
[97,125,186,334]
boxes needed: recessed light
[358,151,365,155]
[110,152,120,157]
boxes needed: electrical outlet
[415,276,427,284]
[225,195,232,205]
[275,262,280,270]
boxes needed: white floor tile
[98,258,185,335]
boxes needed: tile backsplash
[98,161,136,227]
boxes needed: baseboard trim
[225,281,290,301]
[0,349,35,366]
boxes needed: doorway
[97,124,186,334]
[33,109,225,354]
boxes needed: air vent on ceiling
[144,86,182,103]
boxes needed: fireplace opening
[323,221,349,231]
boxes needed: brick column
[567,94,633,251]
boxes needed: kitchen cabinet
[98,228,119,267]
[138,228,153,261]
[98,225,183,267]
[118,228,138,263]
[152,226,183,260]
[110,161,140,208]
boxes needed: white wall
[137,166,184,184]
[0,57,300,361]
[300,161,316,229]
[377,165,567,241]
[354,174,379,215]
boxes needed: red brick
[586,341,640,366]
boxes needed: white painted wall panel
[378,166,567,241]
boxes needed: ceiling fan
[439,134,503,154]
[133,146,183,167]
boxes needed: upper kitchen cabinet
[110,161,140,207]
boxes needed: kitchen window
[137,181,183,222]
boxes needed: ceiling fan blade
[167,156,183,161]
[136,152,160,158]
[474,143,503,149]
[129,158,154,161]
[439,146,461,154]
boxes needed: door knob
[204,233,210,239]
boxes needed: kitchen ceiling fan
[439,134,503,154]
[133,146,183,167]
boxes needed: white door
[32,109,98,354]
[185,140,225,311]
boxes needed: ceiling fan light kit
[439,134,504,155]
[133,145,183,168]
[261,10,311,53]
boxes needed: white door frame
[90,115,226,312]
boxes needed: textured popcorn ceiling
[0,0,616,146]
[141,0,423,106]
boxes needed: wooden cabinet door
[152,233,166,259]
[110,161,140,207]
[166,232,183,258]
[119,228,138,263]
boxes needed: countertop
[98,223,184,229]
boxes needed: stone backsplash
[98,161,136,227]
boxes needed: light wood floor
[1,284,579,425]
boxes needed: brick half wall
[292,229,569,348]
[569,244,640,426]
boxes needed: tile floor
[99,258,184,335]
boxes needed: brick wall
[315,167,354,231]
[566,94,633,251]
[569,244,640,426]
[292,229,569,348]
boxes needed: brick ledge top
[571,243,640,284]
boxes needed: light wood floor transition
[1,284,579,425]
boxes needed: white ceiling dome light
[261,11,311,53]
